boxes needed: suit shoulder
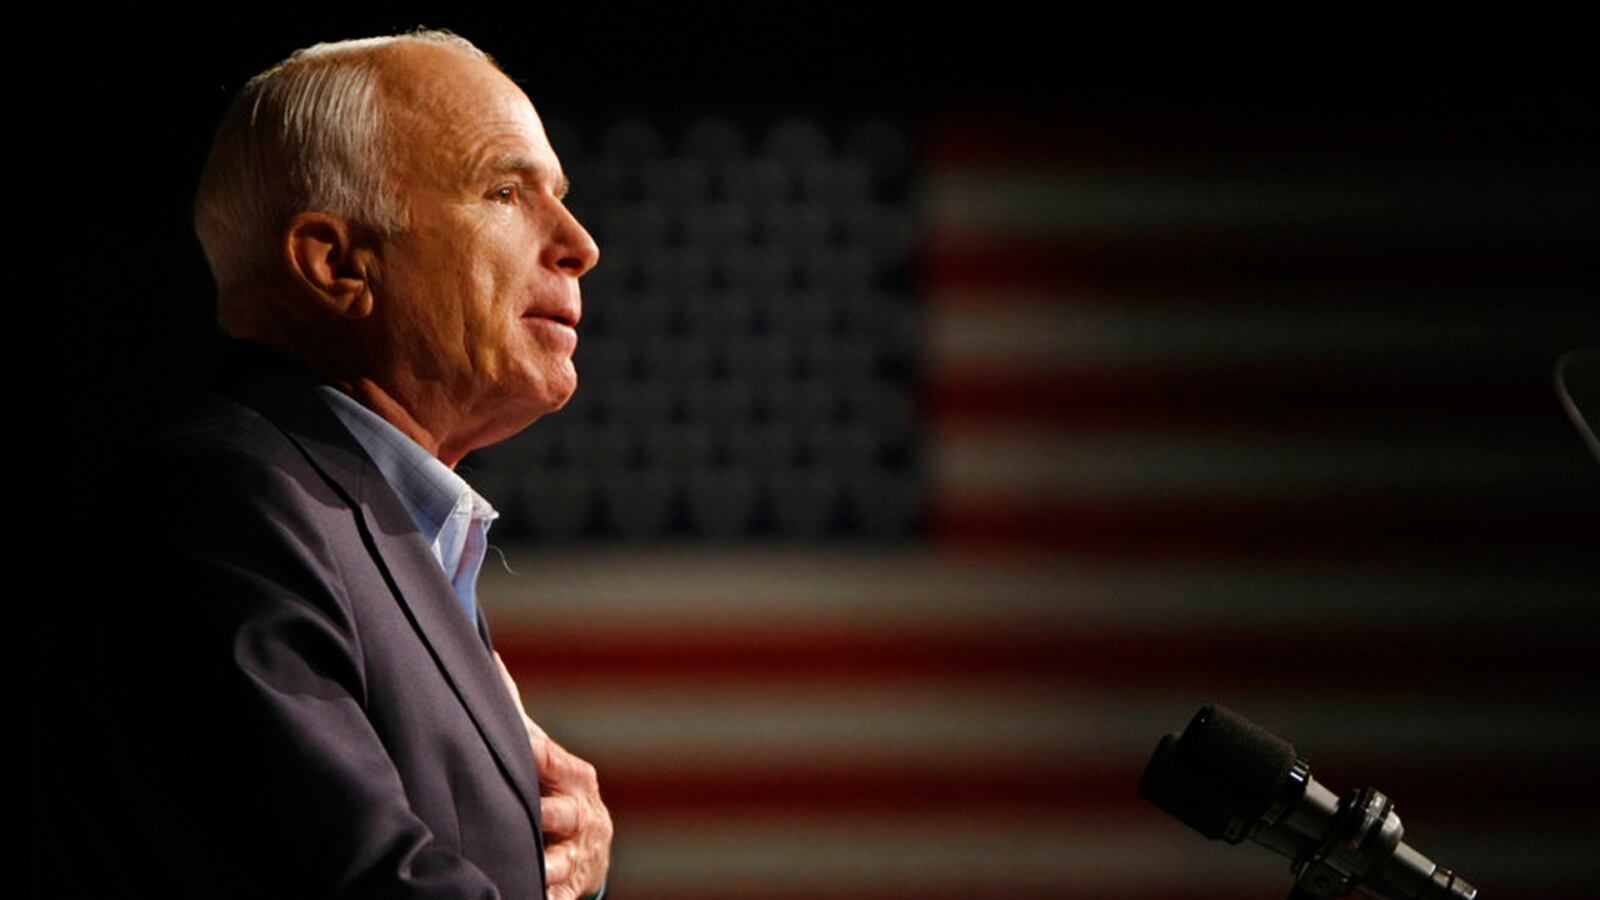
[139,390,306,468]
[109,392,366,621]
[126,391,350,530]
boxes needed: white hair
[193,30,490,327]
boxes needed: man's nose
[546,205,600,277]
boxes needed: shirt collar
[315,385,497,546]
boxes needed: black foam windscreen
[1139,732,1237,840]
[1173,705,1298,826]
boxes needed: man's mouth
[522,307,580,328]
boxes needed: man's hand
[495,652,613,900]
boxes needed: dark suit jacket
[30,346,547,899]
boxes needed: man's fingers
[509,700,609,898]
[541,795,582,836]
[527,728,559,777]
[535,738,600,793]
[543,843,574,885]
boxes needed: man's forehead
[374,39,514,101]
[375,41,556,179]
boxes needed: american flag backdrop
[484,98,1600,900]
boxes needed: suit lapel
[220,350,546,842]
[347,462,548,842]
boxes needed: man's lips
[521,304,581,353]
[521,306,580,328]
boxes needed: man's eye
[492,186,518,203]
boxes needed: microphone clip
[1290,786,1403,899]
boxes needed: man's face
[367,43,599,455]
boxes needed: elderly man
[29,31,608,900]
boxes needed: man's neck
[225,329,493,468]
[330,377,465,468]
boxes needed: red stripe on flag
[596,756,1600,824]
[929,494,1595,562]
[918,234,1590,293]
[617,886,1588,900]
[922,362,1564,432]
[497,624,1595,691]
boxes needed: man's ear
[283,212,376,320]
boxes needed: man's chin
[542,388,576,416]
[543,367,578,413]
[512,368,577,419]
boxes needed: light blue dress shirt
[317,386,498,627]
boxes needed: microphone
[1139,705,1477,900]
